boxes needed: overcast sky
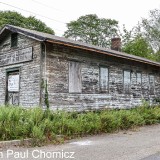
[0,0,160,36]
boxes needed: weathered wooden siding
[0,32,159,110]
[46,43,160,111]
[0,33,42,106]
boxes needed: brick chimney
[111,38,121,51]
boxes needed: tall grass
[0,105,160,145]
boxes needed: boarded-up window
[69,61,81,93]
[100,67,109,92]
[124,70,131,94]
[149,74,155,94]
[137,72,142,85]
[11,33,18,48]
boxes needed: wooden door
[6,71,20,105]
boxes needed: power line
[0,1,66,24]
[31,0,64,13]
[0,1,67,35]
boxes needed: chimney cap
[111,37,121,41]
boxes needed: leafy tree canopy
[64,14,119,48]
[121,8,160,62]
[0,11,54,34]
[142,8,160,52]
[122,34,153,60]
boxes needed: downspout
[39,42,44,106]
[40,42,47,107]
[43,42,47,82]
[42,41,49,109]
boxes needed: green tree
[121,8,160,62]
[0,11,54,34]
[64,14,119,48]
[120,25,133,48]
[153,50,160,62]
[142,8,160,52]
[122,34,153,59]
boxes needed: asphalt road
[0,124,160,160]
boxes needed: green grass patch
[0,105,160,146]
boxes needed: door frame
[5,67,21,105]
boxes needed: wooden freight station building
[0,25,160,111]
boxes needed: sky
[0,0,160,36]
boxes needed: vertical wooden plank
[137,72,142,84]
[69,61,81,93]
[124,70,131,93]
[100,67,108,92]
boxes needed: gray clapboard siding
[149,74,155,94]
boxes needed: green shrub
[77,112,101,135]
[153,107,160,122]
[32,126,45,146]
[135,106,159,125]
[119,110,144,130]
[0,105,159,146]
[100,111,121,132]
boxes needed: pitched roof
[1,24,160,67]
